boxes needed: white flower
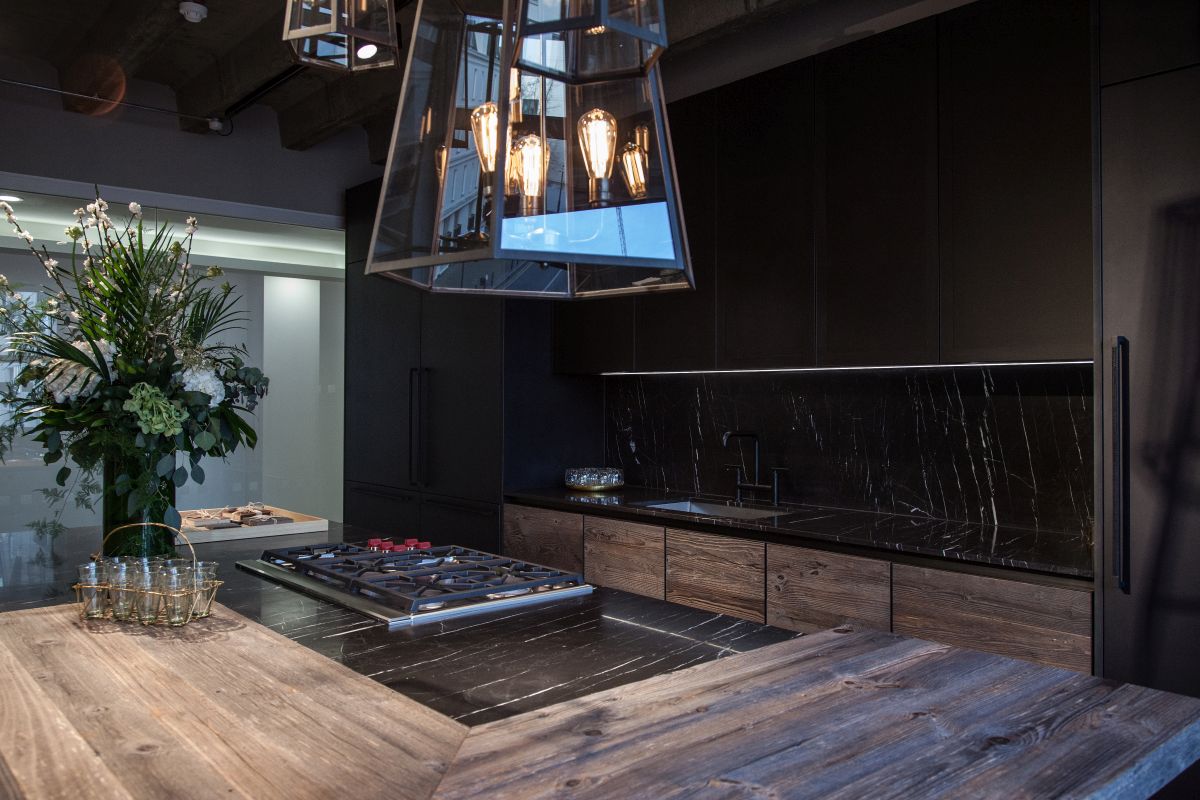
[128,202,142,217]
[83,218,96,229]
[73,207,85,219]
[0,201,11,215]
[96,198,108,212]
[45,258,58,269]
[0,273,7,288]
[186,216,197,226]
[86,202,97,214]
[181,366,225,406]
[17,231,33,243]
[64,225,83,240]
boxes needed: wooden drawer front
[502,505,583,573]
[892,565,1092,673]
[767,545,891,633]
[584,517,665,599]
[666,529,766,623]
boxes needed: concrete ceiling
[0,0,972,162]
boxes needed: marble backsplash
[604,364,1094,540]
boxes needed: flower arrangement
[0,196,268,555]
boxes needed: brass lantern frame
[283,0,400,72]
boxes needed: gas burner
[237,542,593,627]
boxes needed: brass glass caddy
[72,523,223,627]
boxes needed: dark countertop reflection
[0,524,798,726]
[507,486,1095,579]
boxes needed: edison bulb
[620,142,648,199]
[470,102,500,175]
[513,134,548,214]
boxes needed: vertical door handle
[409,367,420,487]
[1112,336,1131,594]
[421,367,432,488]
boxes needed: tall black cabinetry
[344,180,601,550]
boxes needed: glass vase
[101,453,177,558]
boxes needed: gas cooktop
[236,543,593,628]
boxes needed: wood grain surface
[892,564,1093,673]
[502,504,584,573]
[0,604,467,800]
[767,543,892,632]
[435,627,1200,800]
[583,516,665,599]
[665,528,765,622]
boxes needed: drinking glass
[135,569,162,625]
[161,571,191,626]
[76,563,106,619]
[106,560,134,621]
[191,562,219,618]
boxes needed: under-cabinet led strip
[600,360,1094,377]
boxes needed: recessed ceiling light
[356,43,379,60]
[0,195,23,203]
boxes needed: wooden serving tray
[180,506,329,544]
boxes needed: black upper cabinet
[419,292,504,503]
[343,481,420,536]
[815,19,939,366]
[634,91,717,371]
[715,59,817,369]
[553,298,636,374]
[938,0,1092,362]
[1100,0,1200,87]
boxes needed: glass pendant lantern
[365,0,691,298]
[283,0,400,72]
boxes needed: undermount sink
[637,499,786,521]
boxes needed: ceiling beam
[57,0,183,114]
[174,10,298,133]
[277,67,402,151]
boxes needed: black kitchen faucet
[722,430,788,506]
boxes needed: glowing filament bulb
[470,102,499,174]
[513,134,548,214]
[577,108,617,182]
[620,142,648,199]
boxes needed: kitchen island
[1,526,1198,798]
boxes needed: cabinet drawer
[767,545,891,633]
[502,505,583,574]
[584,517,665,599]
[892,565,1092,673]
[666,529,765,623]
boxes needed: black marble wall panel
[605,364,1093,540]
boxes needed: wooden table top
[2,606,1199,799]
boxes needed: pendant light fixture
[283,0,400,72]
[365,0,691,298]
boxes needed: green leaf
[44,450,62,465]
[156,452,175,478]
[173,466,187,487]
[55,466,70,486]
[164,505,181,531]
[190,462,205,484]
[194,431,216,451]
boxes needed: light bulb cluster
[467,76,654,216]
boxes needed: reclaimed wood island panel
[3,604,1200,799]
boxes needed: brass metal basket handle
[97,522,196,568]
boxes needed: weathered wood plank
[767,543,891,632]
[0,641,133,800]
[666,528,765,622]
[892,564,1093,672]
[583,517,665,599]
[502,504,584,573]
[437,626,1200,800]
[0,604,467,800]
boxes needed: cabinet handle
[409,368,420,487]
[1112,336,1131,594]
[422,367,432,488]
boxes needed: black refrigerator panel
[1100,65,1200,696]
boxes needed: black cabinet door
[418,292,504,502]
[938,0,1092,362]
[343,481,420,539]
[1100,0,1200,87]
[815,19,939,366]
[345,178,382,264]
[715,59,817,369]
[419,494,501,552]
[344,261,422,489]
[634,90,717,371]
[553,298,637,374]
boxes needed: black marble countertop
[0,524,798,726]
[506,486,1095,580]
